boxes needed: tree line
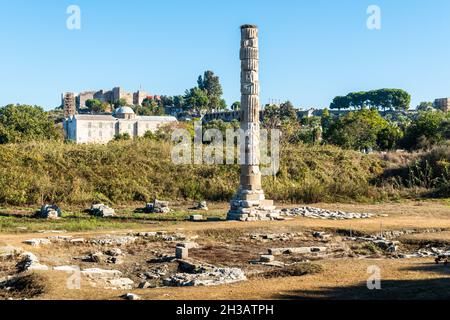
[82,70,231,117]
[330,89,411,111]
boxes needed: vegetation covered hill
[0,140,385,206]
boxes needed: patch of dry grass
[0,273,48,299]
[251,263,324,279]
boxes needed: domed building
[114,106,136,120]
[64,107,177,144]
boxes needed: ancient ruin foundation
[227,25,279,221]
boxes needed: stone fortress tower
[62,92,76,118]
[227,25,279,221]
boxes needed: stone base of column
[226,189,282,221]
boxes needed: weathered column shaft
[228,25,277,221]
[239,25,263,199]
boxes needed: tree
[143,130,157,140]
[0,104,61,144]
[279,101,298,122]
[114,98,128,108]
[183,87,209,113]
[262,102,302,144]
[263,104,281,129]
[401,111,448,150]
[140,98,165,115]
[326,109,391,150]
[197,70,226,111]
[173,96,185,109]
[231,101,241,111]
[263,101,298,129]
[85,99,107,113]
[160,95,174,107]
[113,132,131,141]
[330,89,411,111]
[377,124,403,150]
[417,101,434,112]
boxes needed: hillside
[0,140,387,206]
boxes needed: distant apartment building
[434,98,450,112]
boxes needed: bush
[378,145,450,197]
[0,139,386,206]
[0,104,61,144]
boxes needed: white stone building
[64,107,177,144]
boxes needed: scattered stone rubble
[396,246,450,259]
[90,204,115,217]
[37,230,67,234]
[269,246,328,255]
[16,252,48,272]
[250,254,285,268]
[312,231,332,240]
[37,205,62,219]
[249,232,303,242]
[260,255,275,263]
[348,236,400,253]
[176,247,189,259]
[53,266,79,272]
[81,268,134,290]
[90,236,137,246]
[164,268,246,287]
[282,207,375,220]
[380,228,444,240]
[130,231,186,242]
[22,236,85,246]
[122,293,141,300]
[146,200,171,214]
[230,200,284,221]
[139,265,169,282]
[23,238,51,247]
[47,236,74,243]
[195,201,209,211]
[82,248,124,265]
[0,246,22,260]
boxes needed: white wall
[65,116,177,144]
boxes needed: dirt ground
[1,200,450,300]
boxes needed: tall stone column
[227,25,277,221]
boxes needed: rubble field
[1,201,450,300]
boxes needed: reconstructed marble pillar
[228,25,274,221]
[239,25,263,200]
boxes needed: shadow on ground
[277,263,450,300]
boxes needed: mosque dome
[115,106,135,115]
[114,106,136,119]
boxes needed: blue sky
[0,0,449,110]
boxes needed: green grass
[0,215,143,233]
[0,207,227,233]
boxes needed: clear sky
[1,0,450,110]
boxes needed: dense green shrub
[0,104,61,144]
